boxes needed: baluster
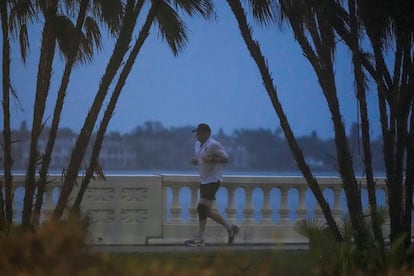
[279,187,290,224]
[296,186,307,221]
[12,187,18,221]
[261,187,272,223]
[225,185,237,222]
[189,185,198,222]
[314,188,324,220]
[41,185,55,221]
[332,186,343,220]
[243,186,254,223]
[169,184,182,223]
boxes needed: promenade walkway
[91,243,309,253]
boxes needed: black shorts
[200,182,220,200]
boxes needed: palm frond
[53,15,94,64]
[156,1,188,56]
[389,233,414,268]
[9,0,38,35]
[370,204,388,227]
[92,0,124,36]
[84,16,102,52]
[356,0,393,49]
[18,23,29,63]
[295,218,328,238]
[246,0,277,25]
[173,0,215,19]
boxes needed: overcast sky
[3,2,380,139]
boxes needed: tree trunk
[279,0,369,250]
[404,102,414,246]
[53,0,140,219]
[226,0,343,241]
[33,0,90,227]
[72,0,156,210]
[348,0,383,246]
[22,0,58,230]
[1,0,13,231]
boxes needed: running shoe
[228,225,240,245]
[185,235,205,247]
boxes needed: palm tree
[32,0,124,227]
[1,0,37,231]
[280,0,372,251]
[22,0,60,230]
[229,0,385,250]
[0,0,11,231]
[53,0,143,219]
[333,0,414,247]
[239,0,414,254]
[347,0,383,248]
[225,0,343,241]
[72,0,214,211]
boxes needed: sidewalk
[91,243,309,253]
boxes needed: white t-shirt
[194,137,229,184]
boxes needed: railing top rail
[4,173,387,188]
[160,174,386,185]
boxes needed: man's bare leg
[199,198,232,232]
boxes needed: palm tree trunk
[0,0,12,231]
[72,0,157,210]
[324,78,369,250]
[401,39,414,247]
[226,0,343,241]
[22,0,58,230]
[370,37,404,243]
[53,0,140,219]
[404,102,414,246]
[348,0,383,246]
[279,0,369,249]
[32,0,90,227]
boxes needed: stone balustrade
[8,174,393,246]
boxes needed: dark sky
[4,2,380,139]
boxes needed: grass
[107,249,316,275]
[1,219,315,275]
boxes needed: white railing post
[296,186,307,220]
[243,186,254,223]
[261,186,272,223]
[279,187,290,224]
[189,185,198,222]
[41,184,55,220]
[225,185,237,222]
[169,183,182,223]
[332,186,343,220]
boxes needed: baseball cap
[192,123,211,133]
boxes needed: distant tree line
[3,121,384,175]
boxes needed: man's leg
[199,198,239,245]
[185,200,210,246]
[197,199,211,239]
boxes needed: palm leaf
[54,15,93,64]
[173,0,215,19]
[247,0,277,25]
[155,1,188,56]
[92,0,124,35]
[295,218,328,238]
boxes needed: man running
[185,123,239,246]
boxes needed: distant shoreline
[8,169,385,178]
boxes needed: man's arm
[210,155,229,163]
[207,143,229,163]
